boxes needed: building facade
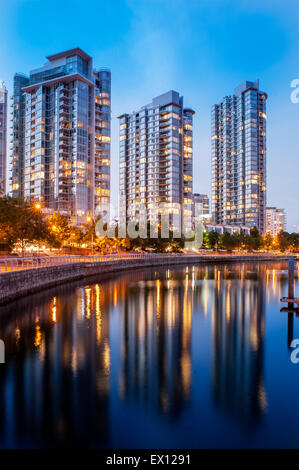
[11,74,29,198]
[193,193,210,221]
[211,80,267,233]
[10,48,111,225]
[266,207,286,237]
[118,91,194,233]
[204,223,250,235]
[0,81,7,197]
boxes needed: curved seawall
[0,254,292,305]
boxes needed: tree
[207,230,220,250]
[288,232,299,252]
[250,226,262,250]
[235,230,246,250]
[48,212,72,244]
[48,211,86,248]
[93,222,132,254]
[69,225,84,245]
[263,232,273,251]
[277,230,290,252]
[95,236,121,253]
[201,230,210,249]
[0,197,56,254]
[119,237,131,251]
[219,232,235,251]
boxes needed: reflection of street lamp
[87,216,94,255]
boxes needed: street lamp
[87,216,94,255]
[34,202,42,256]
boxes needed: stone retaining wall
[0,255,291,305]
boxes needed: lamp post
[34,202,42,256]
[87,216,94,255]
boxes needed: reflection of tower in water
[119,272,192,419]
[212,269,267,428]
[0,283,111,448]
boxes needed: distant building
[0,81,7,196]
[212,80,267,233]
[266,207,286,237]
[204,223,250,235]
[192,193,211,225]
[193,193,209,215]
[118,90,195,233]
[10,48,111,225]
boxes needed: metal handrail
[0,253,169,272]
[0,251,294,274]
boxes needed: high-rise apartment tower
[10,48,110,225]
[118,91,194,233]
[0,81,7,197]
[211,80,267,232]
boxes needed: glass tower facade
[192,193,210,224]
[119,91,194,232]
[10,48,111,225]
[11,74,29,198]
[193,193,209,215]
[211,80,267,233]
[0,81,7,197]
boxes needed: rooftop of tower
[234,79,267,99]
[46,47,92,62]
[118,90,195,118]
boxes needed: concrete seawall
[0,254,292,305]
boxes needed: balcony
[59,129,70,137]
[59,93,70,101]
[59,103,70,111]
[60,87,70,94]
[59,152,70,160]
[59,142,70,151]
[59,111,70,119]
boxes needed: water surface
[0,261,298,448]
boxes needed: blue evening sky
[0,0,298,230]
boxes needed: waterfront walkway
[0,254,140,273]
[0,252,294,305]
[0,252,294,273]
